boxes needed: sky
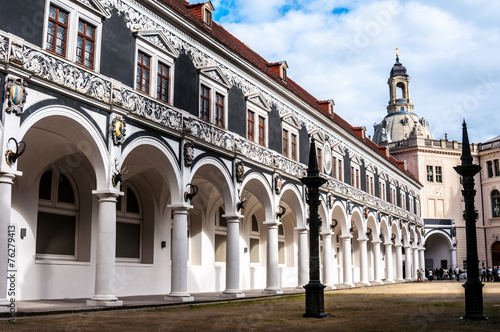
[211,0,500,143]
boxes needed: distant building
[374,54,500,273]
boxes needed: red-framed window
[215,93,224,127]
[200,85,210,121]
[282,129,289,157]
[248,111,255,141]
[136,51,150,93]
[46,5,69,56]
[291,134,297,161]
[76,20,95,69]
[157,62,170,102]
[258,116,265,146]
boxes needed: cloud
[213,0,500,143]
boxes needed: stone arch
[190,157,236,214]
[241,172,274,221]
[18,105,108,188]
[121,136,182,206]
[278,183,305,229]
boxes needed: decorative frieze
[187,117,234,151]
[119,87,183,131]
[18,44,111,103]
[0,35,9,63]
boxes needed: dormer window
[186,2,215,27]
[267,61,289,82]
[318,99,335,117]
[205,8,212,26]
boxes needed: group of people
[480,266,500,282]
[425,267,462,281]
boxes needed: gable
[245,91,270,112]
[332,143,345,156]
[75,0,111,18]
[308,129,325,143]
[199,66,230,88]
[281,113,301,129]
[135,30,180,58]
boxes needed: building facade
[0,0,423,306]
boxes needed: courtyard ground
[3,281,500,331]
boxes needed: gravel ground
[3,281,500,331]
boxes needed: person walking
[454,266,460,281]
[481,267,487,282]
[428,269,433,282]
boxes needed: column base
[370,280,384,285]
[262,289,283,295]
[404,278,413,282]
[383,279,395,284]
[220,291,245,299]
[0,299,10,306]
[164,293,194,302]
[86,299,123,307]
[355,282,371,287]
[324,285,337,290]
[395,279,405,283]
[295,285,306,290]
[338,283,354,289]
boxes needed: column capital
[357,237,368,242]
[168,203,193,212]
[295,227,308,233]
[371,240,382,245]
[92,189,123,201]
[222,213,243,223]
[340,235,352,240]
[394,243,403,248]
[321,232,332,237]
[384,242,393,246]
[0,170,22,183]
[263,220,280,227]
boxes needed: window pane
[116,222,141,258]
[39,171,52,200]
[127,188,140,214]
[58,173,75,204]
[250,238,259,263]
[215,234,226,262]
[36,212,76,255]
[278,241,285,264]
[251,215,259,232]
[219,207,226,227]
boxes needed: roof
[161,0,421,185]
[390,56,408,77]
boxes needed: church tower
[387,49,414,114]
[373,49,432,145]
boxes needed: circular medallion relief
[323,143,332,174]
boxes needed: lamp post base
[461,280,488,320]
[303,282,328,318]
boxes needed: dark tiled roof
[162,0,421,185]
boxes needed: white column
[372,240,383,284]
[419,248,426,280]
[395,244,404,282]
[413,247,419,280]
[450,248,457,270]
[341,236,354,287]
[358,237,370,286]
[0,173,19,307]
[87,191,123,306]
[296,228,308,289]
[404,246,412,282]
[322,233,335,289]
[221,214,245,298]
[263,220,282,294]
[165,204,194,302]
[384,243,395,283]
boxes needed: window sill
[35,259,90,266]
[116,262,154,267]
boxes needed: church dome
[390,56,408,77]
[373,112,433,145]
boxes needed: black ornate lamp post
[453,121,487,320]
[301,137,327,318]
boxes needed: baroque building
[0,0,423,306]
[374,53,500,273]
